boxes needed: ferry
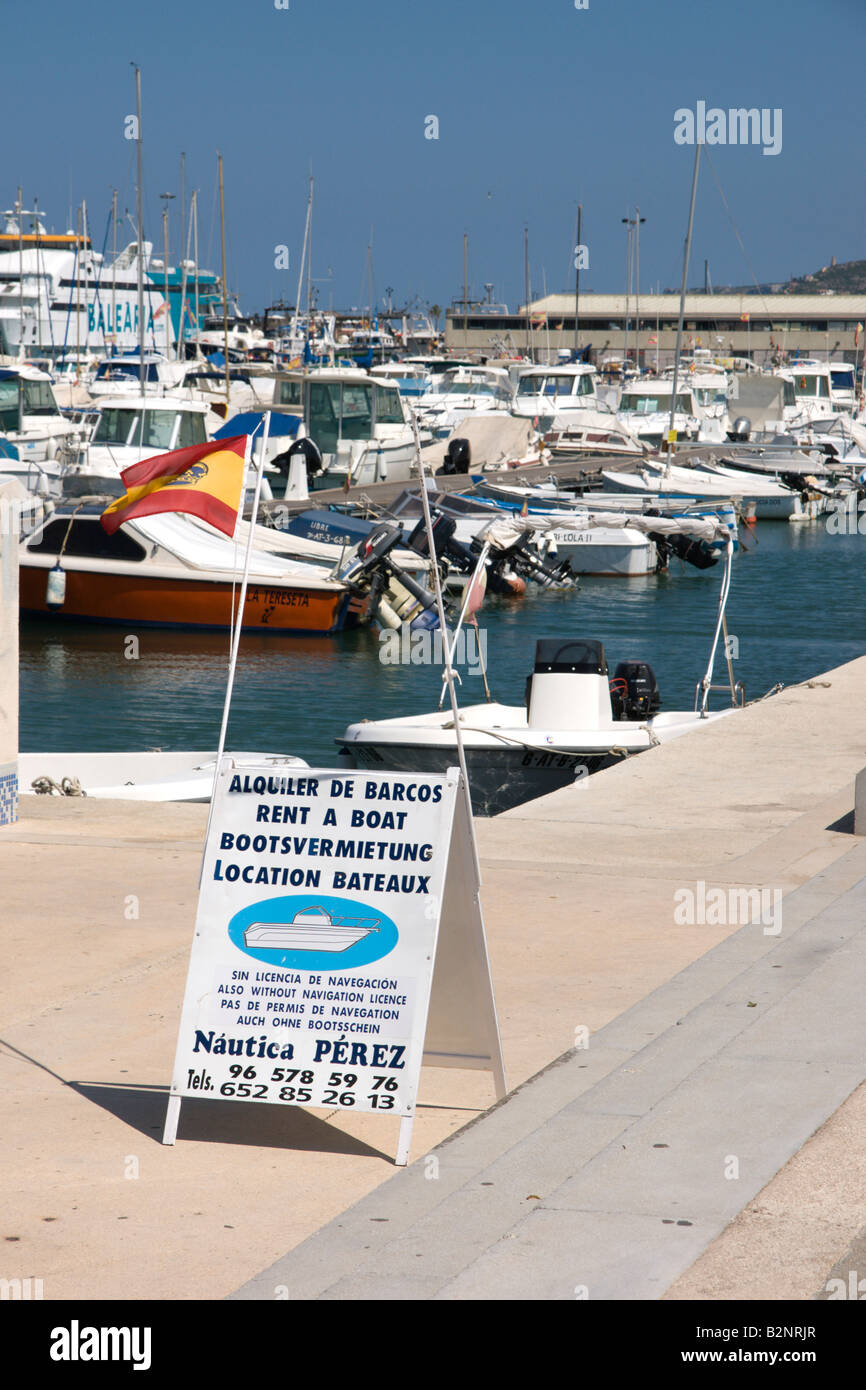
[0,206,222,361]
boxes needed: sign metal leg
[395,1115,414,1166]
[162,1094,181,1146]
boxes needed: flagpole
[201,413,271,869]
[410,414,482,885]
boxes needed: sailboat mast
[75,205,81,374]
[463,231,469,354]
[524,225,533,363]
[16,187,24,362]
[305,174,314,322]
[193,190,200,357]
[178,191,191,365]
[111,188,117,355]
[179,153,185,290]
[218,154,230,406]
[668,142,701,447]
[82,200,89,360]
[134,65,145,394]
[163,206,171,361]
[573,203,582,355]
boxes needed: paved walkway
[2,655,865,1300]
[231,840,866,1299]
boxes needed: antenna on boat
[218,153,230,407]
[132,63,145,396]
[668,141,701,460]
[291,175,313,359]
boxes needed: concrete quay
[2,655,866,1301]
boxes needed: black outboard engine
[439,437,471,474]
[644,509,718,571]
[405,512,457,558]
[335,522,442,629]
[611,660,661,721]
[273,436,324,478]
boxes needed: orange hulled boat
[20,504,358,635]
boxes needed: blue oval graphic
[227,893,398,972]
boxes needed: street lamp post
[622,209,646,369]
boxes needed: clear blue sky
[10,0,865,314]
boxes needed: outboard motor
[335,522,441,630]
[439,437,471,474]
[727,416,751,442]
[405,512,457,558]
[526,639,611,731]
[274,436,324,478]
[611,660,661,721]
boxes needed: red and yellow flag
[100,436,248,538]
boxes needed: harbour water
[19,518,866,766]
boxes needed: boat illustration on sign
[242,905,380,953]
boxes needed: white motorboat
[601,458,807,520]
[694,458,833,517]
[88,352,187,400]
[271,367,417,487]
[61,395,216,495]
[543,407,646,459]
[510,364,600,427]
[19,751,309,802]
[339,623,739,818]
[413,365,513,438]
[774,361,843,422]
[243,905,379,952]
[616,378,701,448]
[829,362,857,414]
[0,365,85,490]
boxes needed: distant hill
[685,259,866,297]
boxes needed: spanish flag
[100,436,248,538]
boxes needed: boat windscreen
[831,370,855,390]
[793,373,830,398]
[0,378,20,432]
[93,408,179,449]
[21,378,59,416]
[622,392,693,414]
[27,518,147,561]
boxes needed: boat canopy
[214,411,301,440]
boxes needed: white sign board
[164,760,504,1163]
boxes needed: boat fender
[46,563,66,608]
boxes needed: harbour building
[445,293,866,368]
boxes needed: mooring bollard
[855,768,866,838]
